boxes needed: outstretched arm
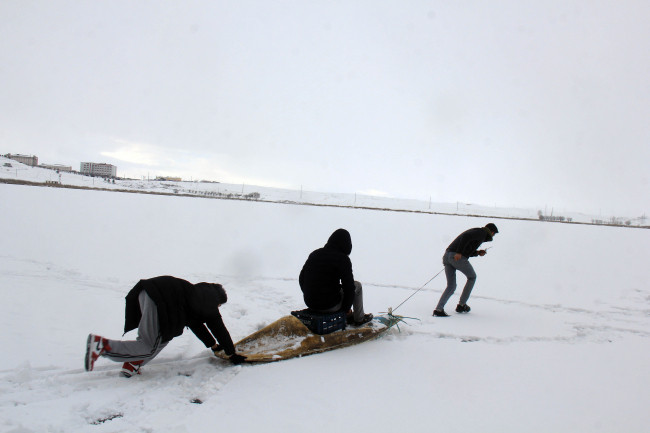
[188,312,236,356]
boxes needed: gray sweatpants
[103,290,168,365]
[436,251,477,310]
[318,281,366,321]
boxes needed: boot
[352,313,373,326]
[433,309,449,317]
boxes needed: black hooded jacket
[446,227,494,258]
[299,229,356,312]
[123,276,235,355]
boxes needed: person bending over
[85,275,245,377]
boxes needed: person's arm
[189,315,246,364]
[203,313,236,356]
[340,256,355,312]
[187,322,218,349]
[458,230,486,258]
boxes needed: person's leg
[456,258,477,306]
[352,281,366,322]
[436,253,457,311]
[103,290,168,364]
[312,290,344,314]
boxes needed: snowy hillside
[1,179,649,432]
[2,155,646,227]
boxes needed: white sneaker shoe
[121,361,143,378]
[85,334,111,371]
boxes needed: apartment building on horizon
[4,153,38,166]
[80,162,117,178]
[41,163,72,172]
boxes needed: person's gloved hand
[229,353,246,365]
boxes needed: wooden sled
[216,314,400,363]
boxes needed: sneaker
[456,304,471,313]
[121,360,143,378]
[85,334,111,371]
[433,309,449,317]
[352,313,373,326]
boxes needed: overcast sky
[1,1,648,216]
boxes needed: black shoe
[456,304,471,313]
[351,313,373,326]
[433,309,449,317]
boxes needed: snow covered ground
[2,155,646,226]
[1,176,649,432]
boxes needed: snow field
[0,184,648,432]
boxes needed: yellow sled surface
[217,314,396,363]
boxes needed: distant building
[155,176,182,182]
[40,163,72,172]
[80,162,117,178]
[4,153,38,166]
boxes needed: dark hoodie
[123,276,235,355]
[446,227,494,258]
[299,229,356,312]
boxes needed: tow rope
[378,267,445,330]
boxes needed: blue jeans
[436,251,477,310]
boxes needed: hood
[325,228,352,255]
[189,283,228,318]
[196,282,228,305]
[482,227,494,242]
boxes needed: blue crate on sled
[291,309,347,335]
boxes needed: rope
[376,267,445,332]
[390,267,445,313]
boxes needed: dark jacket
[299,229,356,312]
[123,276,236,355]
[446,227,493,258]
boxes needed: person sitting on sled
[299,228,373,326]
[85,275,246,377]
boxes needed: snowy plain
[2,156,646,226]
[1,165,649,432]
